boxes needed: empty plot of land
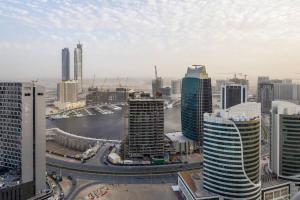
[74,184,177,200]
[47,141,83,157]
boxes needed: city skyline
[0,0,300,79]
[1,1,300,199]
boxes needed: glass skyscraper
[74,42,83,92]
[61,48,70,81]
[181,65,212,144]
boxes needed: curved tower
[181,65,212,144]
[203,103,261,200]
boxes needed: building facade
[86,88,129,105]
[181,65,212,144]
[0,82,46,198]
[152,77,163,97]
[220,83,247,109]
[270,101,300,178]
[57,80,78,103]
[159,87,171,98]
[61,48,70,81]
[273,83,300,104]
[125,98,164,158]
[74,43,83,92]
[257,83,274,114]
[171,79,181,95]
[203,103,261,200]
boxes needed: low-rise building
[57,80,78,103]
[165,132,196,154]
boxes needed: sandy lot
[74,183,177,200]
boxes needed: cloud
[0,0,299,46]
[0,0,299,80]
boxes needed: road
[47,165,178,200]
[47,155,202,175]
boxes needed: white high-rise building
[270,101,300,178]
[74,43,83,92]
[203,103,261,200]
[0,82,46,196]
[171,79,181,95]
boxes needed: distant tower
[74,42,83,92]
[258,82,274,114]
[203,103,261,200]
[62,48,70,81]
[257,76,270,102]
[152,66,163,98]
[181,65,212,145]
[221,82,247,109]
[171,79,181,95]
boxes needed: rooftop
[261,175,291,189]
[165,132,194,143]
[272,100,300,115]
[185,65,209,79]
[178,170,219,199]
[205,102,261,122]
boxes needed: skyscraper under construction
[123,95,164,159]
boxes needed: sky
[0,0,299,80]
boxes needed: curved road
[47,156,202,175]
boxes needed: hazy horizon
[0,0,299,80]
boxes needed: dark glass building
[61,48,70,81]
[221,83,247,109]
[181,65,212,144]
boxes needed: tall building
[181,65,212,144]
[125,98,164,159]
[152,77,163,97]
[57,80,78,103]
[0,82,46,199]
[257,76,269,101]
[61,48,70,81]
[203,103,261,200]
[257,83,274,114]
[220,82,247,109]
[74,42,83,92]
[270,101,300,177]
[171,79,181,95]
